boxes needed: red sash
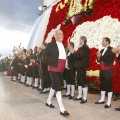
[48,59,66,72]
[100,61,112,70]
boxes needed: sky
[0,0,43,57]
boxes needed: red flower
[90,91,95,94]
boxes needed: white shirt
[56,41,66,59]
[116,53,120,57]
[65,52,71,69]
[102,47,108,56]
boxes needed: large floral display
[43,0,120,95]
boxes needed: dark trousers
[49,71,63,91]
[63,68,67,81]
[64,68,75,85]
[26,67,33,77]
[12,68,18,77]
[41,65,51,89]
[76,67,87,88]
[20,66,26,76]
[100,69,113,92]
[32,66,39,78]
[69,68,76,85]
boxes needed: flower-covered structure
[43,0,120,94]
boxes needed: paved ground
[0,73,120,120]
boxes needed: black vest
[42,41,66,68]
[99,46,115,66]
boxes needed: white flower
[45,24,61,43]
[69,16,120,50]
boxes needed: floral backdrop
[43,0,120,96]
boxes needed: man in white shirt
[95,37,115,108]
[42,30,70,116]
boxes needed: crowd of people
[0,29,120,116]
[0,57,12,75]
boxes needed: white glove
[11,67,13,69]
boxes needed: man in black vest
[70,36,90,104]
[42,30,69,116]
[40,43,51,93]
[63,42,76,99]
[95,37,115,108]
[10,54,19,81]
[25,49,33,86]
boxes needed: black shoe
[95,101,105,104]
[68,96,74,99]
[38,88,42,91]
[46,103,55,108]
[80,99,87,104]
[46,90,50,93]
[62,94,70,97]
[104,104,111,108]
[35,87,38,89]
[115,107,120,111]
[32,86,38,89]
[62,88,67,90]
[73,97,82,100]
[40,91,47,93]
[11,80,16,82]
[25,84,29,86]
[18,81,21,83]
[60,111,70,116]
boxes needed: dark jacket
[10,57,18,70]
[97,46,115,66]
[67,52,75,68]
[42,41,66,68]
[73,44,90,68]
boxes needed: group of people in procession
[10,43,51,93]
[1,29,120,116]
